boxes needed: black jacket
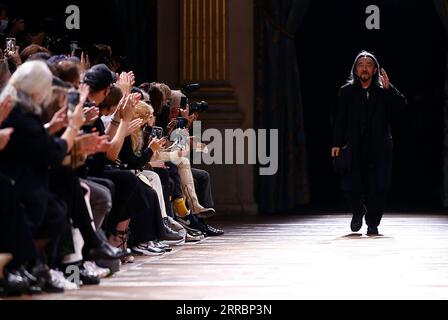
[333,82,407,193]
[118,136,153,170]
[0,103,68,231]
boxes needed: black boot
[350,205,367,232]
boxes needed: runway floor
[11,213,448,300]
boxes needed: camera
[180,83,209,115]
[189,101,208,115]
[182,83,201,95]
[67,89,80,112]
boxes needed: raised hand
[120,95,135,123]
[80,52,91,71]
[5,46,22,67]
[78,83,90,107]
[116,72,133,96]
[127,71,135,88]
[331,147,341,158]
[380,68,390,90]
[68,99,86,131]
[46,106,68,135]
[83,106,100,124]
[126,118,143,136]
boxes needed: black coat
[118,136,153,170]
[0,103,68,232]
[333,82,407,193]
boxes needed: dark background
[2,0,447,212]
[297,0,446,212]
[1,0,158,83]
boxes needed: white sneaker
[83,261,111,279]
[165,216,185,233]
[50,269,79,291]
[131,242,165,256]
[185,232,205,243]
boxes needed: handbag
[332,145,352,175]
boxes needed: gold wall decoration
[180,0,228,84]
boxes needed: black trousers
[50,167,102,252]
[153,167,174,218]
[95,169,163,245]
[94,169,140,231]
[345,139,387,228]
[165,162,183,200]
[128,182,165,245]
[0,172,36,270]
[192,168,214,208]
[346,192,387,228]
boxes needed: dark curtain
[433,0,448,207]
[254,0,310,214]
[108,0,157,83]
[83,0,157,83]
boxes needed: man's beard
[360,73,371,83]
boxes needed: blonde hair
[131,101,154,154]
[0,61,53,115]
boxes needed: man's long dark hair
[347,50,382,88]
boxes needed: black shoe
[176,214,206,233]
[18,267,42,295]
[197,218,225,237]
[87,241,132,261]
[367,226,379,236]
[1,270,30,297]
[350,206,367,232]
[32,265,65,294]
[159,224,184,243]
[79,265,101,286]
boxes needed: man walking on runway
[332,51,407,236]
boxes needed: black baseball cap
[83,64,115,91]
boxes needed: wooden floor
[11,214,448,300]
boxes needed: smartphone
[176,117,188,129]
[67,90,80,112]
[151,126,164,139]
[70,41,79,53]
[6,38,16,56]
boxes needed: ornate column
[179,0,237,110]
[158,0,258,215]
